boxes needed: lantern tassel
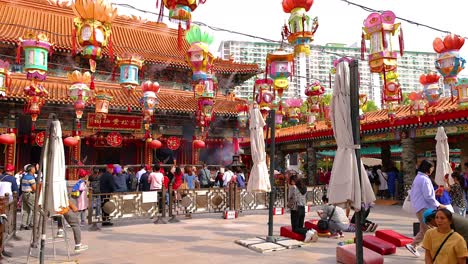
[16,43,21,64]
[360,33,366,60]
[381,28,387,50]
[90,75,95,90]
[177,22,183,50]
[111,65,117,81]
[399,27,404,56]
[157,0,164,23]
[108,33,114,62]
[72,27,77,56]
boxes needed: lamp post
[266,109,276,242]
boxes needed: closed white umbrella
[39,119,69,213]
[435,126,453,186]
[328,60,375,209]
[247,105,271,193]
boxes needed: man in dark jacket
[99,164,116,226]
[139,165,151,192]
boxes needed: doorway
[96,147,120,165]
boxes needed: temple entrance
[96,147,121,165]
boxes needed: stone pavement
[3,204,425,264]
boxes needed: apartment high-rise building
[219,41,437,107]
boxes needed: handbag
[402,190,414,213]
[317,205,335,231]
[432,232,454,262]
[179,175,188,190]
[286,187,297,210]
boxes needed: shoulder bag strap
[0,175,8,182]
[327,206,336,222]
[432,231,454,262]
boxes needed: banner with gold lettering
[87,113,142,131]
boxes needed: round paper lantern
[193,139,205,149]
[63,136,79,147]
[0,133,15,145]
[148,139,162,149]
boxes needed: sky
[112,0,468,75]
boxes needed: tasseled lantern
[116,55,144,94]
[19,33,52,129]
[267,49,294,98]
[0,60,11,97]
[160,0,206,49]
[433,34,465,98]
[254,78,275,120]
[409,91,427,122]
[420,72,442,107]
[282,0,318,57]
[140,81,160,135]
[94,91,112,120]
[72,0,117,61]
[68,70,92,119]
[304,80,325,128]
[285,98,302,124]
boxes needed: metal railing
[0,193,18,257]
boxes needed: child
[76,169,89,226]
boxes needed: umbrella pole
[266,109,276,242]
[350,60,364,264]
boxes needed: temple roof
[0,0,258,74]
[6,73,245,115]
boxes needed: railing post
[154,188,167,224]
[88,188,100,231]
[168,183,179,223]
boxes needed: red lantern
[193,139,205,149]
[148,139,162,149]
[63,136,79,147]
[0,133,15,145]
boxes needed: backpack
[90,179,100,194]
[128,175,138,191]
[71,179,83,198]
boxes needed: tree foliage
[364,100,379,112]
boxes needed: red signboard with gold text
[87,113,142,131]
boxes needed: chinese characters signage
[35,131,45,147]
[87,113,142,131]
[106,132,123,147]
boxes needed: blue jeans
[92,195,101,217]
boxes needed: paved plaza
[5,204,425,264]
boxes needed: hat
[145,164,151,171]
[78,168,89,178]
[5,164,14,172]
[423,209,437,224]
[113,165,122,174]
[106,164,114,170]
[24,164,31,171]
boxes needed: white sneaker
[405,244,421,257]
[56,229,64,238]
[74,244,88,253]
[304,230,314,243]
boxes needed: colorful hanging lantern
[140,81,160,132]
[254,78,275,120]
[408,92,427,122]
[68,70,92,119]
[18,33,52,128]
[359,94,368,120]
[275,104,285,129]
[433,34,465,97]
[71,0,117,60]
[457,78,468,109]
[235,103,249,128]
[116,55,144,93]
[0,60,11,97]
[160,0,206,49]
[304,80,325,127]
[361,11,403,73]
[420,72,442,107]
[266,49,295,98]
[185,25,217,129]
[381,71,402,119]
[282,0,319,56]
[94,91,112,120]
[285,98,302,124]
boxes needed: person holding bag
[422,208,467,263]
[317,195,352,238]
[287,175,317,243]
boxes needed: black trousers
[290,205,308,236]
[350,207,371,224]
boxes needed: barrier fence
[86,184,330,226]
[0,193,17,257]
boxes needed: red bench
[375,230,413,247]
[305,219,330,233]
[280,226,305,241]
[363,235,396,255]
[336,244,384,264]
